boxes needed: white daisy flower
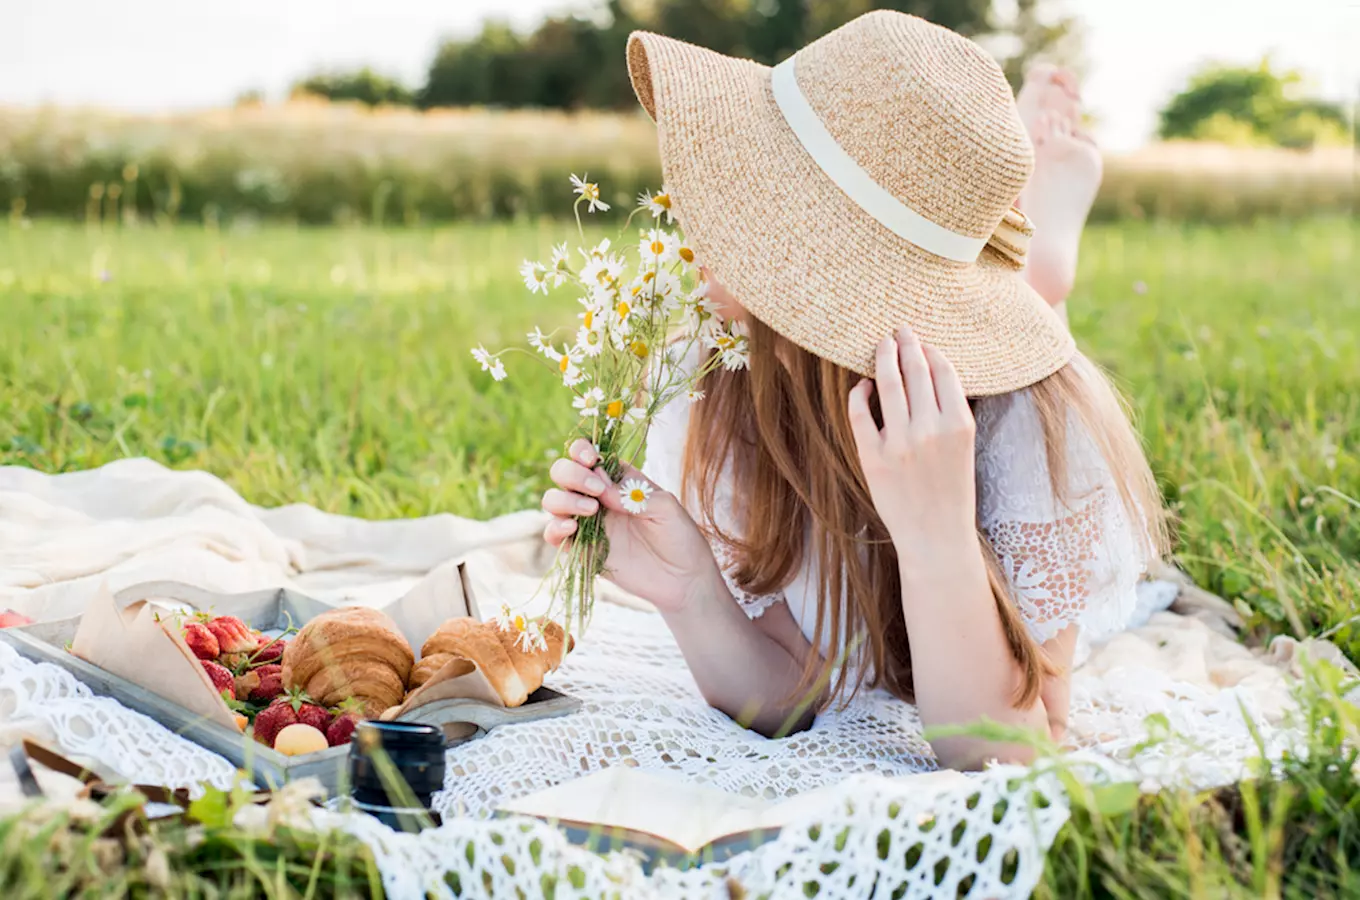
[528,327,553,358]
[580,254,626,300]
[569,174,611,213]
[579,238,612,262]
[548,243,572,287]
[516,622,548,653]
[471,345,509,381]
[620,479,653,515]
[637,187,675,224]
[573,387,605,417]
[494,604,515,632]
[549,345,587,387]
[520,260,549,295]
[686,389,705,403]
[638,228,679,265]
[576,323,607,357]
[674,236,697,271]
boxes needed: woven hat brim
[628,32,1075,397]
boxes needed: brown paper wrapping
[65,559,564,744]
[69,583,238,731]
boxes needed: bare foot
[1015,65,1102,316]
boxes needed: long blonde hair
[682,316,1169,709]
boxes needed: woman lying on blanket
[542,12,1169,769]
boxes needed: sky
[2,0,1356,151]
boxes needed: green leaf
[1087,782,1141,818]
[188,786,232,829]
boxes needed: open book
[498,766,971,861]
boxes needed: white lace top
[641,366,1156,668]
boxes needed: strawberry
[205,616,256,654]
[200,660,236,701]
[182,622,220,660]
[234,663,284,703]
[252,699,299,748]
[252,635,286,664]
[326,712,359,747]
[0,609,35,629]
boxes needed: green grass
[2,217,1359,897]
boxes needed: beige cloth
[0,458,1348,811]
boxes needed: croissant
[282,607,414,717]
[410,617,572,707]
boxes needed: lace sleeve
[973,389,1151,650]
[641,360,785,620]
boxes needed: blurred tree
[1158,60,1350,149]
[291,68,414,107]
[418,0,1069,110]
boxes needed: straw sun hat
[627,10,1076,396]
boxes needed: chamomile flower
[638,228,679,265]
[520,260,549,295]
[579,238,612,263]
[569,174,610,213]
[573,387,605,417]
[516,621,548,653]
[494,604,515,632]
[471,345,508,381]
[716,321,751,370]
[581,254,626,299]
[577,323,607,356]
[686,388,705,403]
[548,243,572,287]
[619,479,653,515]
[674,236,697,271]
[528,327,553,358]
[637,187,675,224]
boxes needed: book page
[499,767,771,853]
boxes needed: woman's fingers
[567,439,599,467]
[922,343,972,426]
[549,456,610,496]
[542,488,599,517]
[874,335,908,433]
[543,516,577,547]
[895,326,937,419]
[847,378,880,455]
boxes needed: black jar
[348,721,446,831]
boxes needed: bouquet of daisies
[471,175,750,649]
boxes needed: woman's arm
[543,439,820,737]
[661,575,822,737]
[848,327,1063,769]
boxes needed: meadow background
[2,54,1359,899]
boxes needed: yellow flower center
[583,310,594,328]
[629,488,646,503]
[679,247,695,263]
[650,240,665,255]
[586,331,601,345]
[643,271,656,283]
[559,355,571,373]
[631,341,649,359]
[616,301,630,319]
[716,335,735,350]
[606,400,624,419]
[513,614,526,632]
[654,193,671,209]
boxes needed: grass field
[2,217,1359,896]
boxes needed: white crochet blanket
[0,459,1330,899]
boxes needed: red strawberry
[253,635,286,664]
[205,616,256,654]
[252,699,298,748]
[296,702,331,732]
[182,622,220,660]
[200,660,236,701]
[0,609,35,629]
[234,663,284,703]
[326,712,360,747]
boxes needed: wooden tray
[0,577,581,794]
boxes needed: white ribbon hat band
[769,55,991,264]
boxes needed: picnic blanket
[0,458,1344,899]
